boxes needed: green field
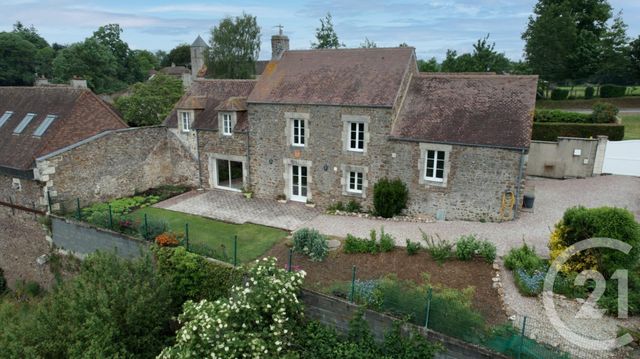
[622,114,640,140]
[550,85,640,98]
[130,207,287,263]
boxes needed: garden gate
[602,140,640,176]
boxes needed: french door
[290,165,308,202]
[216,159,243,191]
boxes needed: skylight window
[14,113,36,134]
[33,115,57,137]
[0,111,13,128]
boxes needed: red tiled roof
[391,74,538,149]
[164,80,256,130]
[0,87,128,171]
[247,47,416,107]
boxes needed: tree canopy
[206,13,261,79]
[161,44,190,68]
[115,74,184,127]
[440,35,511,73]
[312,13,344,49]
[0,32,37,85]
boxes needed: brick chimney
[70,76,88,89]
[271,25,289,60]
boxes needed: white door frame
[290,164,308,202]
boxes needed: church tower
[190,35,208,79]
[271,25,289,60]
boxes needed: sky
[2,0,640,61]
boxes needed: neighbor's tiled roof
[248,47,416,107]
[164,80,256,130]
[391,74,538,149]
[159,66,190,76]
[215,97,248,112]
[0,87,128,171]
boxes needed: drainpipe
[246,130,251,188]
[195,130,203,188]
[513,148,526,220]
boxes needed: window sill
[347,149,365,153]
[424,178,444,183]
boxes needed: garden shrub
[159,257,306,358]
[155,232,179,247]
[406,239,421,255]
[292,227,329,262]
[533,109,592,123]
[344,234,378,254]
[600,85,627,98]
[328,201,345,212]
[455,235,480,260]
[0,268,5,294]
[591,102,619,124]
[550,88,569,100]
[584,86,595,99]
[373,178,408,218]
[138,217,168,241]
[153,246,241,303]
[504,243,544,274]
[531,122,625,141]
[478,241,497,263]
[378,227,395,252]
[346,199,362,213]
[421,231,453,264]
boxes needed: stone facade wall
[248,103,393,207]
[36,127,198,211]
[0,174,44,209]
[197,129,249,189]
[390,141,524,221]
[169,127,199,160]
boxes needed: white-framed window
[180,111,191,132]
[291,118,305,147]
[348,171,363,193]
[424,150,446,182]
[222,113,232,135]
[349,122,365,151]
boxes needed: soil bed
[264,239,506,326]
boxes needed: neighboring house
[165,34,537,221]
[0,86,128,209]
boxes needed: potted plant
[276,194,287,203]
[305,199,316,208]
[241,187,253,199]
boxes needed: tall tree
[12,22,55,78]
[0,32,37,85]
[161,44,191,68]
[12,21,49,49]
[630,36,640,81]
[594,12,631,83]
[311,13,344,49]
[115,74,183,126]
[91,24,145,83]
[440,35,511,73]
[206,13,261,79]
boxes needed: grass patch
[622,114,640,140]
[130,207,287,264]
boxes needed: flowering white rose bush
[159,257,306,358]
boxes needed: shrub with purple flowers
[514,268,547,297]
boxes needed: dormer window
[14,113,36,134]
[179,111,191,132]
[222,113,232,136]
[0,111,13,128]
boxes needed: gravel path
[302,175,640,256]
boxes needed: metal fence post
[233,235,238,267]
[185,223,189,251]
[108,204,113,229]
[518,316,527,359]
[76,198,81,220]
[349,265,357,303]
[144,214,149,240]
[424,287,433,329]
[288,248,293,272]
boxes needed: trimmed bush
[373,178,408,218]
[406,239,421,255]
[532,122,624,141]
[533,109,592,123]
[600,85,627,98]
[591,102,619,124]
[584,86,595,99]
[292,228,329,262]
[550,88,569,100]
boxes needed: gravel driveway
[303,175,640,256]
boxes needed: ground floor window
[348,171,363,193]
[216,159,243,190]
[424,150,445,182]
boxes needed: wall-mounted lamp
[269,159,273,164]
[323,164,329,171]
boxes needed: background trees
[206,13,261,79]
[312,13,344,49]
[161,44,190,68]
[115,74,184,126]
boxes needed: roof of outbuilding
[0,87,128,171]
[391,74,538,149]
[247,47,416,107]
[164,80,256,130]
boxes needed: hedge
[532,123,625,141]
[600,85,627,98]
[534,109,592,123]
[550,88,570,100]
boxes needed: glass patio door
[216,159,243,191]
[290,165,308,202]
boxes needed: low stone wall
[527,136,607,179]
[51,216,149,259]
[300,289,508,359]
[0,174,45,209]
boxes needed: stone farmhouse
[165,34,538,221]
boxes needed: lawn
[622,114,640,140]
[130,207,287,264]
